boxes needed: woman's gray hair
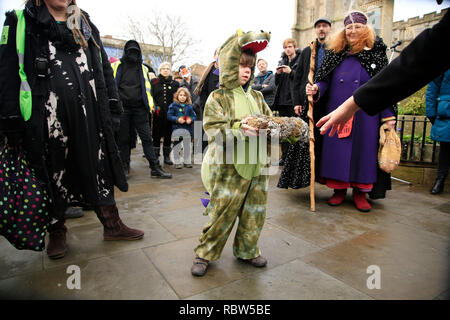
[159,61,172,73]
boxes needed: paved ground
[0,146,449,300]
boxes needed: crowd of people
[0,0,448,277]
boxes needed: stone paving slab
[43,211,177,269]
[144,223,321,299]
[0,146,448,300]
[0,249,178,299]
[301,222,450,300]
[0,239,43,281]
[187,259,373,300]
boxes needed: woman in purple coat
[306,11,396,212]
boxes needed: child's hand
[186,117,192,125]
[241,123,259,136]
[240,116,259,136]
[178,117,185,124]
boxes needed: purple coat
[316,56,394,184]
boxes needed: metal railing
[397,115,438,165]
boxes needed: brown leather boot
[95,204,144,241]
[47,219,67,259]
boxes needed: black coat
[292,40,323,114]
[354,9,450,116]
[150,75,179,137]
[0,3,127,201]
[195,63,219,121]
[274,48,301,107]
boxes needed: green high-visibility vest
[15,9,32,121]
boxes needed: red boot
[352,189,371,212]
[95,205,144,240]
[327,189,347,206]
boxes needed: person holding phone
[273,38,301,165]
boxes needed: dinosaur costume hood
[218,30,271,90]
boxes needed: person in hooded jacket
[111,40,171,179]
[0,0,144,259]
[426,69,450,195]
[151,62,180,166]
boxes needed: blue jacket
[167,102,197,135]
[426,69,450,142]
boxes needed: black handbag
[0,145,50,251]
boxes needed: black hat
[314,17,332,27]
[124,40,141,52]
[436,0,443,4]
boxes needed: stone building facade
[391,8,448,56]
[293,0,447,57]
[293,0,394,49]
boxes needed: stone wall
[293,0,447,52]
[293,0,394,49]
[391,8,448,58]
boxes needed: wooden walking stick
[307,41,317,212]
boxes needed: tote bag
[0,145,50,251]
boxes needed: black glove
[5,130,23,146]
[428,116,436,125]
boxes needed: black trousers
[118,105,159,168]
[152,115,172,150]
[437,141,450,176]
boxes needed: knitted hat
[344,11,368,26]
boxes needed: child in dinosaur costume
[191,30,272,277]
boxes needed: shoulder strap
[15,9,32,121]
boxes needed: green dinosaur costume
[195,30,272,261]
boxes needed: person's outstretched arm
[354,9,450,116]
[317,10,450,136]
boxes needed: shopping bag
[0,145,50,251]
[378,124,401,173]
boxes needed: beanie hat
[344,11,368,26]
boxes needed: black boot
[163,146,173,165]
[151,164,172,179]
[123,162,130,177]
[153,147,161,165]
[430,174,447,194]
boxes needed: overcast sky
[1,0,449,70]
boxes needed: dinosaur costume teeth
[218,30,271,91]
[241,39,269,54]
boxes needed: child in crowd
[190,30,272,277]
[167,87,197,169]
